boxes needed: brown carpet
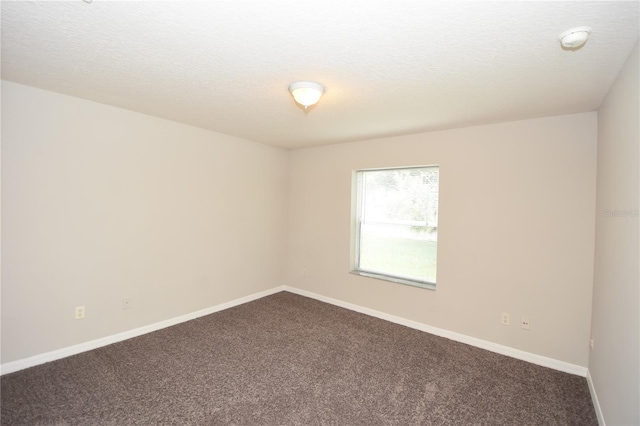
[1,291,597,425]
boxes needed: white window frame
[350,165,439,290]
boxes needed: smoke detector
[559,26,592,49]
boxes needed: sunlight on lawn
[359,234,437,282]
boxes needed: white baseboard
[2,285,588,379]
[0,286,286,376]
[284,286,588,377]
[586,370,606,425]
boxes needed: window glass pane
[356,167,438,285]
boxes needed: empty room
[1,1,638,425]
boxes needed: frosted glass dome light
[288,81,325,109]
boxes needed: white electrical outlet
[501,312,510,326]
[122,298,132,310]
[521,316,531,330]
[75,306,85,320]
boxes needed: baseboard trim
[1,285,588,378]
[284,286,588,377]
[586,370,606,425]
[0,286,286,376]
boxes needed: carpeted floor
[1,291,597,425]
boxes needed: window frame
[350,165,439,290]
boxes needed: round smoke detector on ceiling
[559,26,592,49]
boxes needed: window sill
[350,270,436,291]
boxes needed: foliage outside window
[353,166,439,289]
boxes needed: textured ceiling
[2,1,639,149]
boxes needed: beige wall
[590,41,639,425]
[1,75,617,379]
[286,112,598,367]
[1,81,289,363]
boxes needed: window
[352,166,439,289]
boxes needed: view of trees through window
[356,166,439,285]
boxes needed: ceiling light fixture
[558,26,591,49]
[288,81,325,110]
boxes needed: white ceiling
[2,1,639,149]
